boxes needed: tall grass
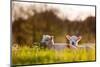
[12,45,95,65]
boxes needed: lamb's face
[69,36,78,46]
[66,35,82,46]
[41,35,54,45]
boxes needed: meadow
[12,44,95,65]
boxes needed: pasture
[12,43,95,65]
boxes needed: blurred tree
[12,9,96,46]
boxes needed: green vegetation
[12,44,95,65]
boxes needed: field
[12,44,96,65]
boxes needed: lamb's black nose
[72,42,75,45]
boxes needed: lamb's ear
[66,35,70,40]
[77,36,82,42]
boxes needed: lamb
[41,35,54,48]
[66,35,82,48]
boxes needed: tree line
[12,9,96,46]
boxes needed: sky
[12,1,95,22]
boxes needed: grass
[12,44,95,65]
